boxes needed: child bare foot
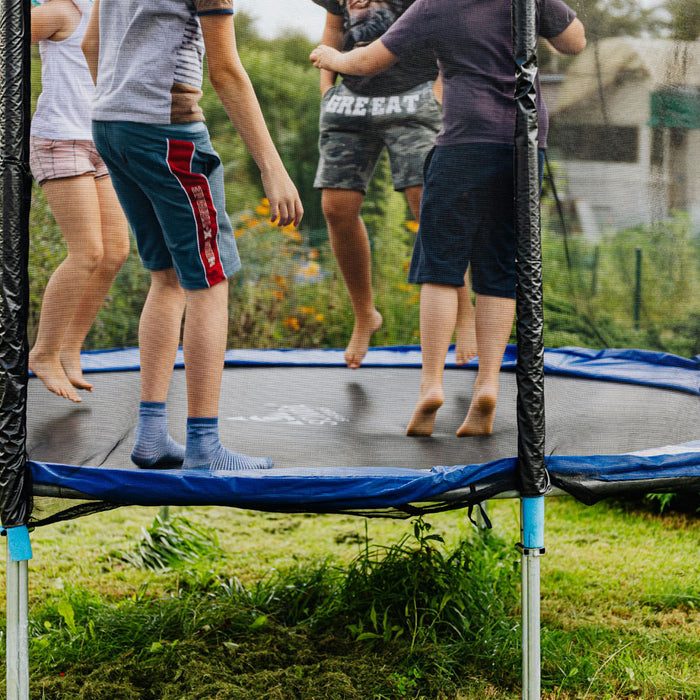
[61,351,94,392]
[345,309,383,369]
[455,315,477,365]
[29,351,82,402]
[456,388,497,436]
[406,386,444,436]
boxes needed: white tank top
[31,1,96,140]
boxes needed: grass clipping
[121,510,223,571]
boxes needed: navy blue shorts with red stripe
[93,120,241,290]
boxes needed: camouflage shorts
[314,80,442,193]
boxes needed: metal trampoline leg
[520,497,545,700]
[6,545,30,700]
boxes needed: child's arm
[318,12,344,96]
[31,0,77,44]
[200,14,303,228]
[81,0,99,83]
[310,38,398,77]
[547,17,586,54]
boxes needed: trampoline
[26,345,700,522]
[2,0,700,699]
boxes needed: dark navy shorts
[408,143,544,299]
[93,120,241,290]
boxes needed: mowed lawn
[3,495,699,699]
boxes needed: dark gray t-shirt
[311,0,437,96]
[381,0,576,147]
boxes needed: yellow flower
[283,228,302,242]
[397,283,413,292]
[315,313,324,322]
[261,198,270,207]
[255,205,270,217]
[234,228,245,238]
[299,306,315,314]
[300,261,320,277]
[247,218,260,228]
[402,260,411,272]
[405,220,419,233]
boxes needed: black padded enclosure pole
[0,0,32,530]
[512,0,548,497]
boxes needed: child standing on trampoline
[311,0,585,437]
[28,0,130,403]
[82,0,303,470]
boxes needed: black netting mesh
[2,1,699,526]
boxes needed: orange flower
[271,275,286,288]
[308,248,319,260]
[234,228,245,238]
[274,291,284,299]
[315,313,324,322]
[283,317,300,330]
[405,220,419,233]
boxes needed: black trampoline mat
[26,365,700,470]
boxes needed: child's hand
[261,170,304,229]
[310,45,340,71]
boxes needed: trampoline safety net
[1,0,700,530]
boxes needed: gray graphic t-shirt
[311,0,437,96]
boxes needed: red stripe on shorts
[166,139,226,287]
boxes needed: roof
[554,37,700,114]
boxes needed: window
[548,123,639,163]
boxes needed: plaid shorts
[314,81,441,193]
[29,137,109,185]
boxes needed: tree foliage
[567,0,665,41]
[666,0,700,40]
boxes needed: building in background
[548,37,700,237]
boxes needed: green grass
[3,498,699,699]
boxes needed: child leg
[130,267,186,467]
[406,282,458,436]
[181,281,271,470]
[322,188,383,370]
[404,185,476,366]
[29,175,106,402]
[455,274,477,364]
[59,176,130,390]
[456,293,515,436]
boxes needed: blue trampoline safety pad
[30,440,700,512]
[76,345,700,396]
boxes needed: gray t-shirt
[92,0,234,124]
[312,0,437,96]
[381,0,576,147]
